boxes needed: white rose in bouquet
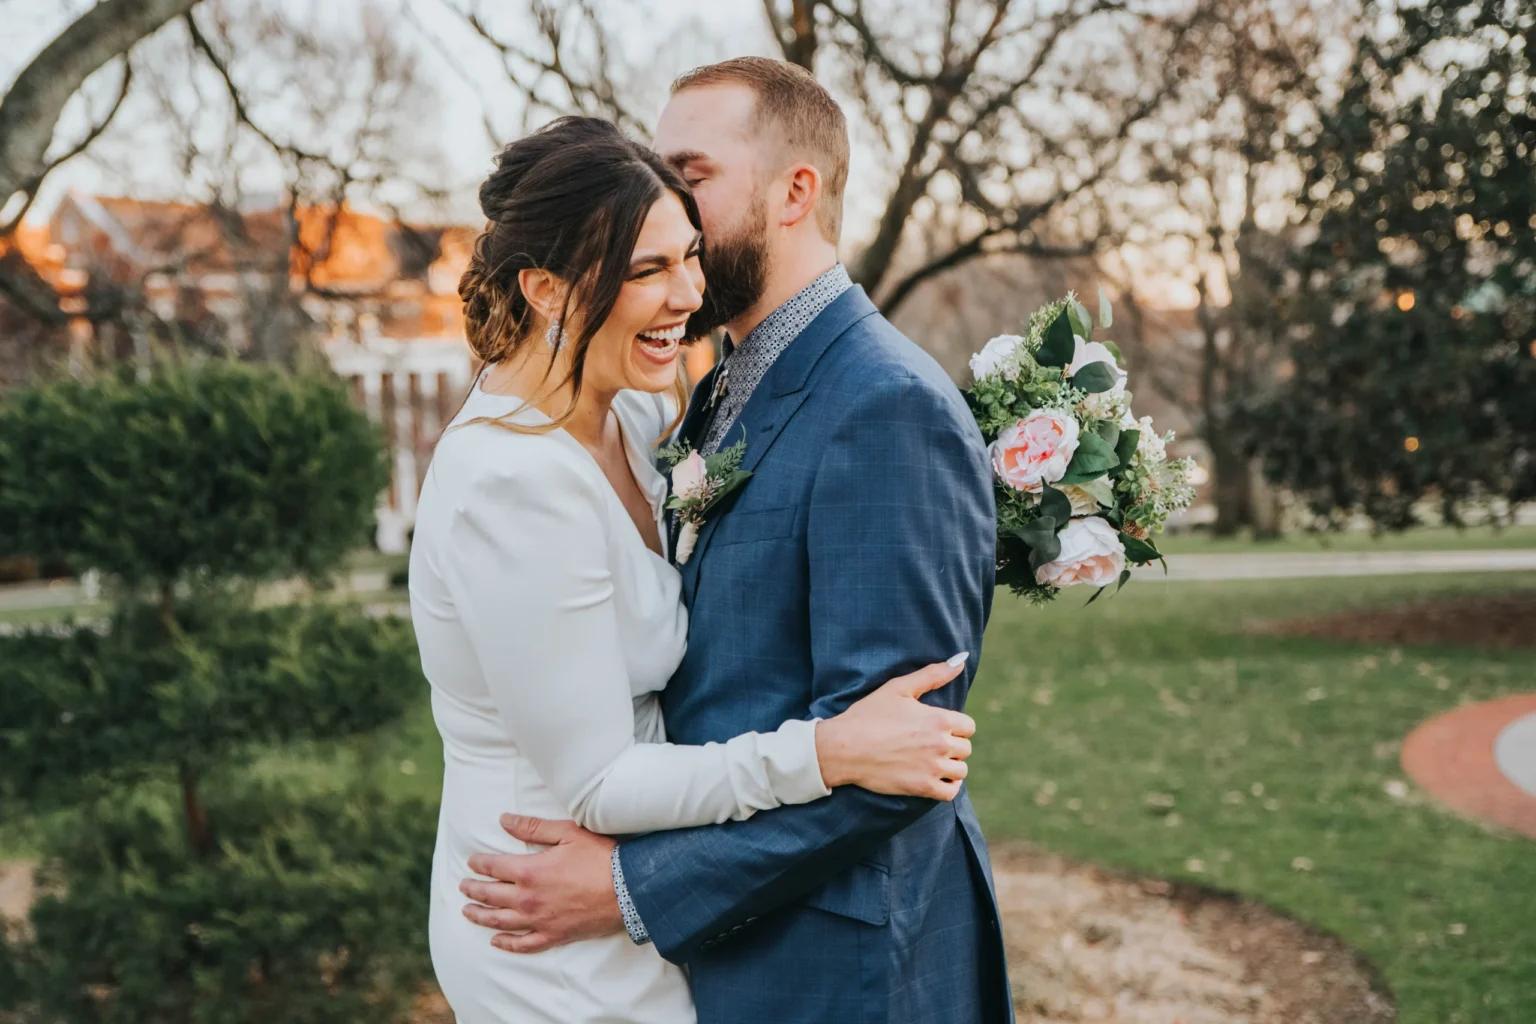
[1034,516,1126,588]
[969,334,1024,381]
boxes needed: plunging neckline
[468,375,671,561]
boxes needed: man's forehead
[656,84,759,151]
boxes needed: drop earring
[544,317,566,350]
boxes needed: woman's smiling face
[580,192,706,396]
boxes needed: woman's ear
[517,268,565,325]
[779,163,823,230]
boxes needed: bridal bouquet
[965,291,1196,604]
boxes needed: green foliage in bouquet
[965,293,1196,604]
[0,361,434,1021]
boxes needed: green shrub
[2,782,435,1024]
[0,361,433,1021]
[0,602,421,806]
[0,361,387,583]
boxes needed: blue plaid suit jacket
[618,287,1013,1023]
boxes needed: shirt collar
[720,263,852,360]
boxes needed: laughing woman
[407,117,976,1023]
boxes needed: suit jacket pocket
[716,504,799,546]
[800,860,890,926]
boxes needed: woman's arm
[443,448,833,836]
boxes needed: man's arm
[617,371,996,962]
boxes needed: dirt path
[4,850,1394,1023]
[993,845,1394,1023]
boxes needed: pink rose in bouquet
[989,410,1079,494]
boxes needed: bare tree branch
[1,59,135,236]
[456,1,647,137]
[0,0,197,219]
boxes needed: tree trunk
[0,0,199,205]
[180,762,214,858]
[1209,437,1252,537]
[784,0,819,69]
[1247,458,1281,540]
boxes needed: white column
[392,368,417,523]
[418,368,441,447]
[361,370,383,422]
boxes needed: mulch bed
[991,844,1395,1024]
[10,852,1396,1024]
[1254,593,1536,650]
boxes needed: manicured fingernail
[501,814,520,829]
[946,651,970,667]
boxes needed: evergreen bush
[0,361,434,1022]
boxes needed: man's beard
[689,193,770,339]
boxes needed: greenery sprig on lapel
[657,437,752,564]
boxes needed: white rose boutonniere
[658,438,753,564]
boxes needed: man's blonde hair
[671,57,849,243]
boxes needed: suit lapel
[681,287,879,590]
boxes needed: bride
[408,117,977,1023]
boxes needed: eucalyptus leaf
[1120,533,1161,564]
[1038,309,1075,368]
[1095,421,1122,450]
[1113,429,1140,474]
[1037,485,1072,526]
[1017,516,1061,570]
[1069,300,1092,338]
[1098,286,1114,329]
[1072,362,1119,394]
[1102,339,1123,362]
[1116,567,1132,593]
[1058,430,1119,484]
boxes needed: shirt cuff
[612,844,651,946]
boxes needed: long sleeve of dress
[440,445,830,837]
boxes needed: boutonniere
[658,438,752,564]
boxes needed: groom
[459,57,1012,1021]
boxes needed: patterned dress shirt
[698,264,854,455]
[613,263,853,947]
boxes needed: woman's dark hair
[458,116,701,429]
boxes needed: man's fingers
[465,854,527,884]
[463,902,532,933]
[493,930,557,954]
[460,878,524,908]
[500,813,582,846]
[947,735,973,761]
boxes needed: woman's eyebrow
[629,233,703,268]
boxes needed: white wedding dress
[408,376,831,1024]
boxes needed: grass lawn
[968,571,1536,1024]
[1157,523,1536,555]
[4,572,1532,1021]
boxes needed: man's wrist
[611,844,651,946]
